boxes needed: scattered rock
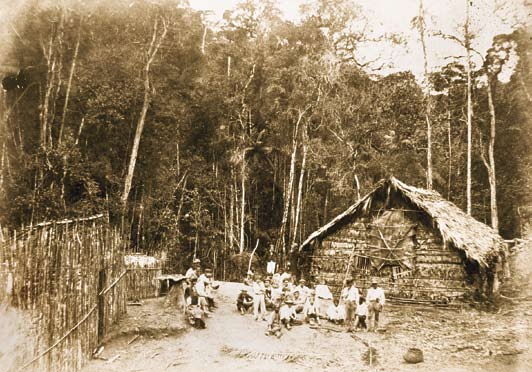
[403,348,423,364]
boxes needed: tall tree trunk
[418,0,433,189]
[122,18,167,206]
[292,135,307,250]
[465,0,473,215]
[229,180,235,252]
[278,110,304,262]
[239,153,246,254]
[59,21,81,145]
[482,78,499,231]
[41,32,56,149]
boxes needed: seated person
[326,298,346,325]
[292,291,306,313]
[265,304,282,338]
[303,295,320,325]
[236,287,253,315]
[353,297,368,331]
[315,279,334,317]
[279,299,297,330]
[185,279,206,328]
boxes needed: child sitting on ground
[353,296,368,331]
[265,304,282,338]
[326,298,346,325]
[280,299,297,330]
[236,287,253,315]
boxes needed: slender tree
[416,0,433,189]
[122,17,168,206]
[464,0,473,215]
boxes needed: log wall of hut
[308,195,474,301]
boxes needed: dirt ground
[82,282,531,372]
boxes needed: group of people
[237,269,386,338]
[183,258,219,328]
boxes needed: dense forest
[0,0,530,275]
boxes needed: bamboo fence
[0,215,128,372]
[125,267,162,300]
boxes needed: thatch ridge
[299,177,506,268]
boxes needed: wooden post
[97,269,106,343]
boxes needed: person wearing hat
[366,278,385,331]
[236,287,253,315]
[185,258,201,281]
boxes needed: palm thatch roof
[299,177,506,268]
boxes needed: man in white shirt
[341,279,360,331]
[315,278,333,317]
[366,278,385,331]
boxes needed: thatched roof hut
[299,177,507,300]
[301,177,505,267]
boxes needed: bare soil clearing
[82,282,531,372]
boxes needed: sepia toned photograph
[0,0,530,371]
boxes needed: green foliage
[0,0,528,275]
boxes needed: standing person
[342,279,360,331]
[366,278,385,332]
[252,274,267,321]
[353,297,368,331]
[315,278,333,318]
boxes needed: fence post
[97,269,106,343]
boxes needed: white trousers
[253,294,266,319]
